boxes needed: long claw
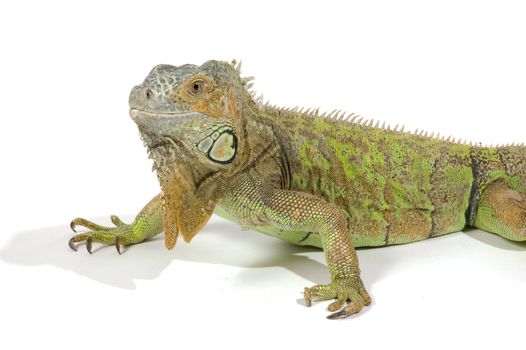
[68,237,78,251]
[327,310,347,320]
[86,236,93,254]
[115,236,122,255]
[70,221,77,233]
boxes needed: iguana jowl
[69,60,526,319]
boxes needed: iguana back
[255,107,526,247]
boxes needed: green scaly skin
[69,60,526,319]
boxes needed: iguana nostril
[145,89,153,100]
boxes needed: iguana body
[69,60,526,319]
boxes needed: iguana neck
[229,106,289,190]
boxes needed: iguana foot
[69,216,144,254]
[303,275,371,319]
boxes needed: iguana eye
[189,79,205,96]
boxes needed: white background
[1,1,526,349]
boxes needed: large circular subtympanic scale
[196,130,237,164]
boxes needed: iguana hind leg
[474,179,526,241]
[69,194,163,254]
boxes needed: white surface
[1,1,526,349]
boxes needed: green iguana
[69,60,526,319]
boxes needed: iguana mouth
[129,108,194,119]
[129,108,207,124]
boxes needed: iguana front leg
[69,194,163,254]
[219,174,371,319]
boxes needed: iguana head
[129,60,255,248]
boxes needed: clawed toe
[68,233,89,252]
[69,232,124,254]
[67,216,139,254]
[70,217,112,233]
[303,287,312,307]
[303,276,370,319]
[327,299,344,312]
[68,236,78,251]
[327,300,364,319]
[68,231,125,254]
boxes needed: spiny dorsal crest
[230,60,524,149]
[230,59,262,101]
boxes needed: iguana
[69,60,526,319]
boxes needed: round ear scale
[207,130,237,164]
